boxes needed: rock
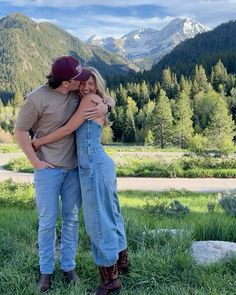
[191,240,236,265]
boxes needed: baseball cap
[51,55,91,81]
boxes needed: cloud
[60,14,175,40]
[3,0,235,8]
[1,0,235,40]
[31,17,58,24]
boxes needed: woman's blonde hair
[85,66,111,125]
[85,66,106,101]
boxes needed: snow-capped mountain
[86,18,209,69]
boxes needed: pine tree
[205,98,235,155]
[180,75,192,95]
[101,125,113,144]
[151,89,173,148]
[110,107,125,142]
[192,65,210,96]
[139,81,150,108]
[123,111,136,143]
[210,59,228,92]
[144,130,155,146]
[174,91,194,148]
[193,89,224,132]
[161,68,179,99]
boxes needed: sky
[0,0,236,40]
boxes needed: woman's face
[79,75,97,97]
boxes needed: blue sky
[0,0,236,40]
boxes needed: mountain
[141,20,236,84]
[86,18,209,69]
[0,13,135,100]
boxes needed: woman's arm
[32,94,103,149]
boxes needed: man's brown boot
[95,263,121,295]
[118,249,129,274]
[63,269,80,284]
[38,274,52,293]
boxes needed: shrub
[219,193,236,216]
[207,202,216,212]
[145,200,190,218]
[188,134,208,155]
[218,138,235,157]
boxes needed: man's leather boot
[117,249,129,274]
[38,274,52,293]
[95,263,121,295]
[63,269,80,284]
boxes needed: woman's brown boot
[95,263,121,295]
[117,249,129,274]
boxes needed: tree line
[1,60,236,155]
[107,60,236,155]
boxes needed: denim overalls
[76,120,127,266]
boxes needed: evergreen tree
[139,81,150,108]
[144,130,155,146]
[151,89,173,148]
[205,98,235,155]
[174,91,194,148]
[110,107,125,142]
[123,111,136,143]
[179,75,192,96]
[101,125,113,144]
[210,59,228,93]
[193,89,224,132]
[12,88,24,112]
[161,68,179,99]
[192,65,210,96]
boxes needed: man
[15,56,110,293]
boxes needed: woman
[33,67,128,295]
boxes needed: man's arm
[15,129,54,169]
[32,94,102,150]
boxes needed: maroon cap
[51,55,91,81]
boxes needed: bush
[218,138,235,157]
[219,193,236,216]
[145,200,190,218]
[188,134,208,155]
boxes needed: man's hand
[32,138,42,151]
[33,159,55,169]
[83,97,108,120]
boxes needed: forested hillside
[0,13,133,102]
[142,20,236,84]
[1,16,236,156]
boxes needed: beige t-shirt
[15,84,80,169]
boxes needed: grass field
[4,152,236,178]
[1,181,236,294]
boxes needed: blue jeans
[79,147,127,267]
[34,167,81,274]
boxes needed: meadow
[4,148,236,178]
[1,180,236,294]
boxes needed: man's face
[67,80,80,91]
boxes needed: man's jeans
[34,167,81,274]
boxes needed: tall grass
[1,181,236,294]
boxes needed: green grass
[1,181,236,294]
[5,153,236,178]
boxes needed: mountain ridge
[86,17,209,69]
[0,13,134,99]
